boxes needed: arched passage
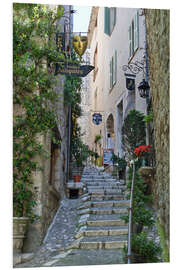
[106,113,115,149]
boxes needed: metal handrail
[127,160,135,264]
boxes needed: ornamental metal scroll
[122,60,146,75]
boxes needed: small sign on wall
[92,113,102,125]
[126,78,135,91]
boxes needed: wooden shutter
[104,7,110,35]
[134,10,139,51]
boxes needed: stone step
[77,200,130,210]
[78,207,128,216]
[92,200,130,208]
[87,218,127,227]
[89,194,125,201]
[87,187,125,192]
[84,226,128,237]
[88,190,124,196]
[86,185,125,189]
[79,235,128,249]
[85,182,124,187]
[82,177,117,180]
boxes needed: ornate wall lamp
[138,79,150,98]
[122,56,150,99]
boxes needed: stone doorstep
[79,240,127,249]
[67,182,84,189]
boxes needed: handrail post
[127,160,135,264]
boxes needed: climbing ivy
[13,3,65,220]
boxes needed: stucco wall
[87,7,147,157]
[145,9,170,247]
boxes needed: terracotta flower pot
[138,166,155,181]
[138,166,155,195]
[74,175,81,182]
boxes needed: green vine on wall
[13,3,65,220]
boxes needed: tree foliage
[122,109,146,160]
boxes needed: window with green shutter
[134,10,139,51]
[104,7,116,36]
[128,10,139,59]
[104,7,110,35]
[110,60,113,89]
[115,50,117,82]
[110,50,117,90]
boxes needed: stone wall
[23,76,68,253]
[145,9,170,248]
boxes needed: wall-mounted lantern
[138,79,150,98]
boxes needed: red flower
[134,145,151,157]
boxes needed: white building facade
[87,7,148,160]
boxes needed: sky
[73,5,92,33]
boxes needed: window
[104,7,116,35]
[110,50,117,89]
[93,44,98,81]
[94,88,98,110]
[128,10,139,59]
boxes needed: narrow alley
[13,3,170,268]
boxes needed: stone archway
[117,101,123,157]
[106,113,115,149]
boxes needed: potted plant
[71,137,88,182]
[134,144,155,193]
[13,179,35,253]
[13,153,38,254]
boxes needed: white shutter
[134,10,139,51]
[115,50,117,83]
[112,55,115,85]
[110,60,112,89]
[128,25,132,58]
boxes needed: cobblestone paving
[15,198,82,268]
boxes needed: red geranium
[134,144,151,157]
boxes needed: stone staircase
[75,167,129,251]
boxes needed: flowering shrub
[134,145,152,157]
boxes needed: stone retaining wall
[145,9,170,248]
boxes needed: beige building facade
[87,7,148,160]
